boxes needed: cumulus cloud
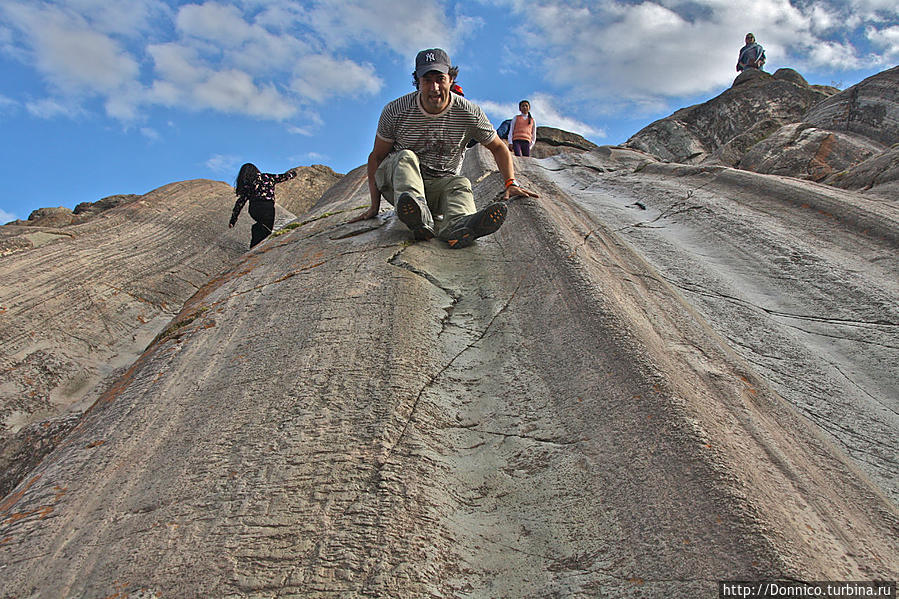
[26,98,85,119]
[0,94,17,113]
[175,2,250,46]
[2,2,139,95]
[147,41,297,119]
[290,54,383,102]
[477,94,605,140]
[0,0,405,124]
[866,25,899,60]
[0,208,19,224]
[299,0,461,57]
[205,153,241,174]
[499,0,898,112]
[60,0,170,38]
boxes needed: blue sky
[1,0,897,223]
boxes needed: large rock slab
[532,126,600,158]
[1,146,894,597]
[625,68,835,164]
[736,122,885,181]
[826,145,899,195]
[0,179,297,499]
[625,66,897,196]
[0,163,340,500]
[804,65,899,146]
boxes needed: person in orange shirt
[508,100,537,157]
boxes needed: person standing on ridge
[508,99,537,157]
[229,163,297,248]
[737,33,766,72]
[349,48,538,248]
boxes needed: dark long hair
[235,163,259,201]
[520,100,532,124]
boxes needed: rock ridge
[626,65,898,195]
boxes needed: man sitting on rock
[737,33,766,72]
[349,48,538,248]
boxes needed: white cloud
[61,0,170,38]
[0,0,411,124]
[477,94,605,140]
[0,208,19,224]
[499,0,898,113]
[199,70,296,119]
[0,94,17,112]
[290,54,383,102]
[299,0,460,57]
[147,42,297,119]
[289,151,329,164]
[2,2,139,95]
[205,154,240,174]
[140,127,160,141]
[25,98,84,119]
[175,2,250,46]
[867,25,899,60]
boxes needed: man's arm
[483,135,539,200]
[349,136,394,223]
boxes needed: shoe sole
[396,194,434,241]
[446,202,507,249]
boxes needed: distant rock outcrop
[736,122,885,180]
[532,126,600,157]
[274,164,343,216]
[73,194,141,217]
[626,68,836,164]
[4,195,142,230]
[626,65,898,195]
[804,66,899,146]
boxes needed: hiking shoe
[396,193,435,241]
[445,202,507,249]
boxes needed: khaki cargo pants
[375,150,476,239]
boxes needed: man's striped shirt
[376,91,497,178]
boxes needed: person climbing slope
[229,163,297,248]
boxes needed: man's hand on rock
[348,206,379,223]
[504,184,539,201]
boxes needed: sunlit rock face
[626,65,898,195]
[1,68,897,595]
[0,166,339,499]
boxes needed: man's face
[419,71,452,114]
[746,35,754,44]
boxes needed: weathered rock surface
[274,164,343,216]
[826,144,899,194]
[626,66,898,197]
[1,144,895,597]
[0,165,339,500]
[73,194,141,217]
[625,68,836,164]
[0,180,270,498]
[736,122,885,181]
[532,126,601,157]
[804,65,899,146]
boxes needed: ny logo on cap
[426,53,436,61]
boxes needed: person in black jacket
[229,163,296,248]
